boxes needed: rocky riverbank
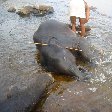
[0,0,112,112]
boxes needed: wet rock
[39,5,54,13]
[34,81,112,112]
[17,6,34,16]
[7,7,16,12]
[16,5,54,17]
[32,9,47,17]
[0,74,54,112]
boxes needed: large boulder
[34,81,112,112]
[0,73,54,112]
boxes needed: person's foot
[78,31,87,37]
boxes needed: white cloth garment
[70,0,86,18]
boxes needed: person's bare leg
[70,16,76,32]
[72,24,76,32]
[79,18,86,37]
[80,24,85,37]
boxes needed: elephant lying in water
[39,42,91,81]
[33,20,92,81]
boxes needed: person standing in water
[70,0,90,37]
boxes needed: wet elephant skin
[33,20,80,50]
[39,44,87,80]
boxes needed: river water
[0,0,112,111]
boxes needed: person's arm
[84,1,90,21]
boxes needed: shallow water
[0,0,112,111]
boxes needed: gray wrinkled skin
[33,20,92,80]
[33,20,80,50]
[39,44,86,80]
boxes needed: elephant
[33,20,80,50]
[39,42,89,81]
[33,20,92,80]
